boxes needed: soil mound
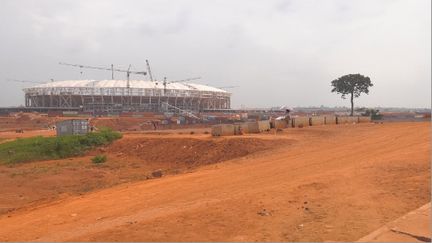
[106,137,290,166]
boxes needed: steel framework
[24,81,231,113]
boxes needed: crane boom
[59,62,147,75]
[217,85,239,89]
[168,77,201,84]
[146,59,154,82]
[6,79,44,84]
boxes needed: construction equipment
[158,77,202,95]
[59,62,147,87]
[6,79,44,84]
[217,85,239,89]
[146,59,154,82]
[161,102,201,120]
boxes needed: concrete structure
[233,124,244,135]
[238,123,249,133]
[358,116,372,123]
[310,116,325,126]
[324,116,337,124]
[244,122,260,133]
[347,116,359,123]
[56,119,89,136]
[292,117,310,127]
[274,120,287,129]
[358,203,430,242]
[211,124,235,136]
[336,116,349,124]
[23,80,231,114]
[257,120,271,132]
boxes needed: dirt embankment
[0,114,56,132]
[101,137,290,167]
[0,135,288,216]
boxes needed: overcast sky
[0,0,430,108]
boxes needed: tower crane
[59,62,147,89]
[146,59,154,82]
[217,85,239,89]
[6,79,45,84]
[157,76,202,95]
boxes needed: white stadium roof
[29,80,228,93]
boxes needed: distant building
[23,80,231,114]
[56,119,89,136]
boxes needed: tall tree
[331,74,373,116]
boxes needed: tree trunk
[350,91,354,116]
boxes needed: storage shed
[56,119,89,136]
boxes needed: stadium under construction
[22,79,231,114]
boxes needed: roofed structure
[23,80,231,114]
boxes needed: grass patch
[0,128,122,164]
[92,155,107,164]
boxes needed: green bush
[91,154,107,164]
[361,109,383,120]
[0,128,122,164]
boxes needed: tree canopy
[331,74,373,116]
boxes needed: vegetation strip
[0,128,121,164]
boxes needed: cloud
[0,0,430,108]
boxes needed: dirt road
[0,122,429,241]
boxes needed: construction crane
[157,77,202,95]
[146,59,154,82]
[59,62,147,88]
[6,78,45,84]
[217,85,239,89]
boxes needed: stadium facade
[23,80,231,113]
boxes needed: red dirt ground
[0,122,429,242]
[0,133,288,215]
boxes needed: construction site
[0,58,430,243]
[0,91,430,242]
[18,62,230,116]
[1,0,430,240]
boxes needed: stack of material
[211,124,235,136]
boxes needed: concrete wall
[245,122,260,133]
[212,115,369,136]
[358,116,372,123]
[211,124,235,136]
[293,117,310,127]
[336,116,348,124]
[233,124,242,135]
[324,116,337,125]
[274,120,287,129]
[337,116,360,124]
[258,120,271,132]
[347,116,359,123]
[310,116,325,126]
